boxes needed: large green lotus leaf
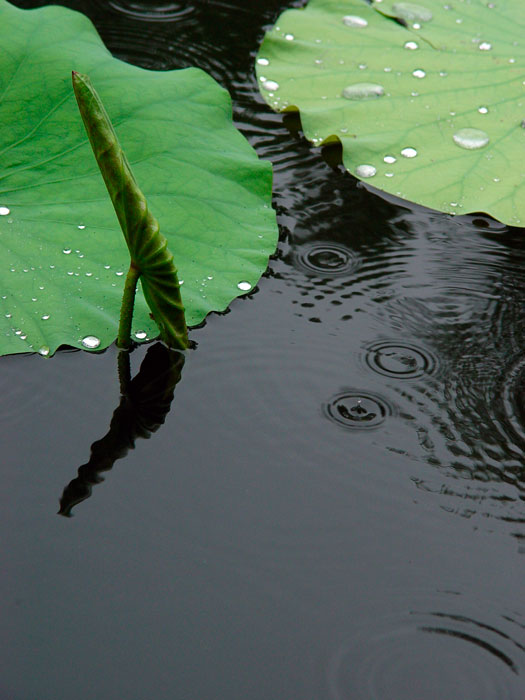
[0,0,276,357]
[256,0,525,226]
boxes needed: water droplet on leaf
[401,147,418,157]
[81,335,101,349]
[0,206,10,216]
[262,79,279,91]
[237,281,252,291]
[412,69,426,78]
[453,128,489,149]
[342,83,384,100]
[342,15,368,28]
[479,42,492,50]
[356,164,377,177]
[404,41,419,50]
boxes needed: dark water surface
[4,1,525,698]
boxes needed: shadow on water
[58,343,184,516]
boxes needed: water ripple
[327,608,525,699]
[103,1,195,21]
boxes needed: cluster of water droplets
[257,2,514,216]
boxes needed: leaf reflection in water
[58,343,184,517]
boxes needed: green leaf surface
[256,0,525,226]
[0,0,277,357]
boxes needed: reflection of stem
[117,263,141,349]
[117,349,131,394]
[58,343,185,517]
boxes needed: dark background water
[3,1,525,698]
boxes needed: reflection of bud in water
[58,343,185,517]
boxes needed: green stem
[117,262,141,349]
[73,72,189,351]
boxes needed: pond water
[4,1,525,698]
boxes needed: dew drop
[412,69,426,78]
[392,2,433,22]
[134,330,147,340]
[0,206,10,216]
[404,41,419,50]
[237,281,252,291]
[384,155,397,164]
[5,313,11,318]
[356,164,377,178]
[77,224,86,229]
[62,248,71,255]
[479,42,492,51]
[115,271,124,276]
[41,314,50,320]
[81,335,101,349]
[285,33,294,40]
[38,346,50,357]
[342,83,384,100]
[453,128,489,150]
[342,15,368,28]
[401,147,418,158]
[257,57,269,66]
[262,79,279,92]
[478,106,489,114]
